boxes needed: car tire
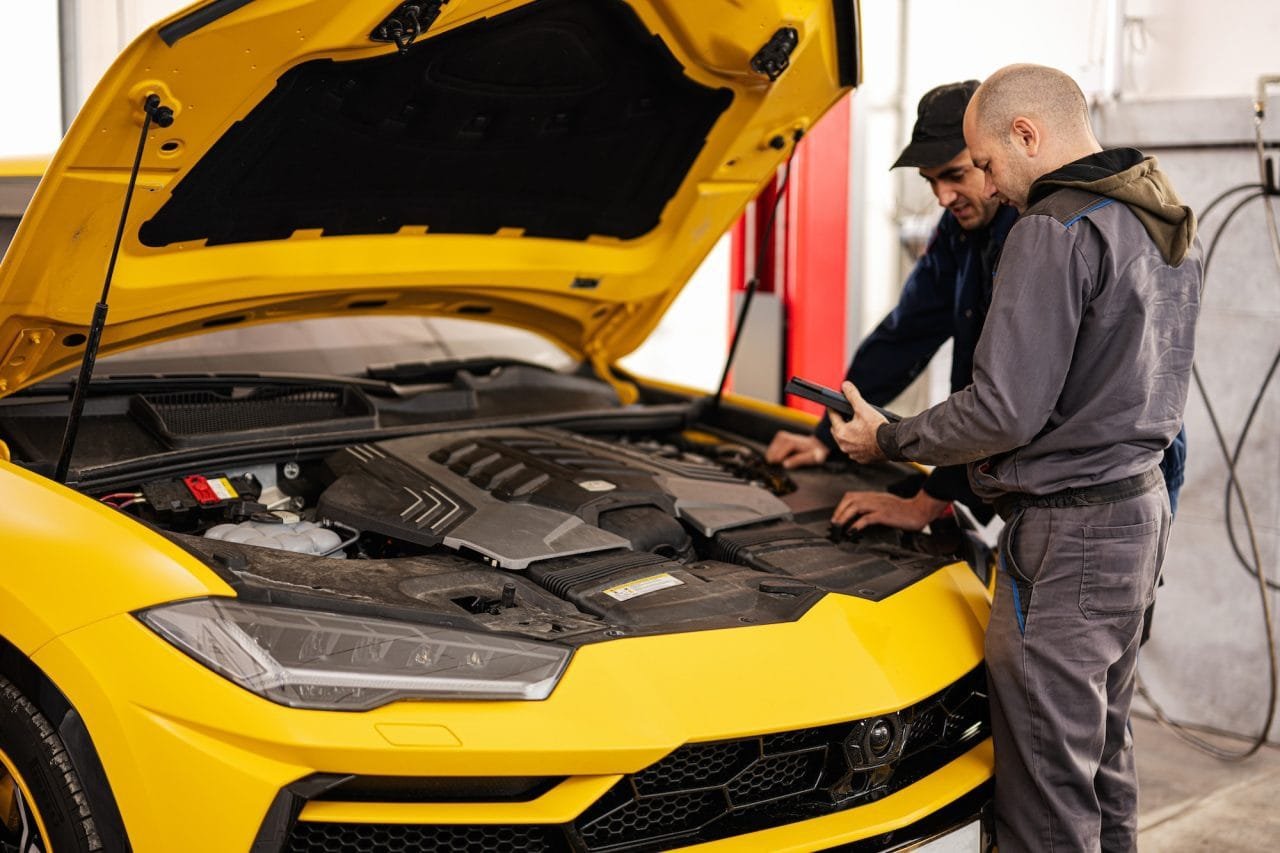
[0,674,103,852]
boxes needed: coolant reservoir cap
[251,510,301,525]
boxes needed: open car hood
[0,0,858,397]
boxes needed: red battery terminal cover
[182,474,239,505]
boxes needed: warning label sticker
[209,477,239,500]
[602,573,684,602]
[183,474,239,505]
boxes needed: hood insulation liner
[139,0,733,247]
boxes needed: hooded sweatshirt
[876,148,1203,499]
[1028,148,1197,266]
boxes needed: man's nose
[935,185,957,207]
[983,172,999,199]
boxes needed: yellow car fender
[0,459,233,656]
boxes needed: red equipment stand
[728,94,852,415]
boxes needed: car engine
[101,426,965,642]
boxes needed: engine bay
[87,423,981,644]
[0,362,990,644]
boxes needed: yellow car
[0,1,993,851]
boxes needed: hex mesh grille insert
[277,667,988,853]
[285,822,569,853]
[632,740,754,794]
[903,707,946,755]
[577,790,726,848]
[760,727,826,754]
[725,750,825,806]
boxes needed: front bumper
[33,563,992,852]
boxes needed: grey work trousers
[987,484,1169,853]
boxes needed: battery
[140,473,261,527]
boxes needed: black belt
[992,468,1162,521]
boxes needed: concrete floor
[1135,714,1280,850]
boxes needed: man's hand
[828,381,888,463]
[832,489,950,532]
[765,431,830,469]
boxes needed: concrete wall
[1094,97,1280,742]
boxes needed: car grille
[281,666,987,853]
[285,824,570,853]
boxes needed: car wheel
[1,675,103,852]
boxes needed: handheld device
[784,376,902,423]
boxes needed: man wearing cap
[766,80,1017,530]
[767,80,1187,537]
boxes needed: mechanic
[828,64,1201,853]
[765,80,1188,534]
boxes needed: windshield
[91,315,575,377]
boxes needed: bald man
[828,65,1201,852]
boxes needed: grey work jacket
[878,188,1202,499]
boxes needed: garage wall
[1097,99,1280,744]
[0,3,62,158]
[864,0,1280,412]
[620,237,730,393]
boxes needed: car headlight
[136,597,571,710]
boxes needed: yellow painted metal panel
[31,562,987,850]
[0,460,233,653]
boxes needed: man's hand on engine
[832,489,949,532]
[765,431,829,469]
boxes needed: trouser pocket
[1000,510,1041,633]
[1080,519,1160,618]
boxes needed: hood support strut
[55,94,173,484]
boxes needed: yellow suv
[0,2,993,851]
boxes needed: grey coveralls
[876,157,1202,852]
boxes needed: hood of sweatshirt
[1028,148,1197,266]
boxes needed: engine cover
[317,428,792,569]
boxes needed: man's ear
[1009,116,1040,157]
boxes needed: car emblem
[845,715,904,769]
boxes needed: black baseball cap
[891,80,980,170]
